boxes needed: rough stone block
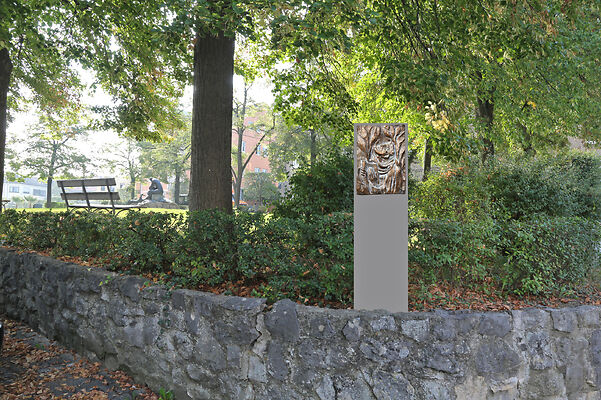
[475,339,522,379]
[265,299,300,343]
[589,329,601,387]
[552,309,578,333]
[369,315,397,332]
[521,331,555,370]
[267,341,289,381]
[577,306,601,328]
[118,276,146,302]
[479,313,512,337]
[310,317,336,339]
[171,290,187,310]
[222,296,266,313]
[401,319,429,342]
[343,318,363,342]
[512,308,551,330]
[522,369,565,399]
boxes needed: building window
[262,169,267,173]
[256,145,261,155]
[262,146,268,156]
[9,186,19,193]
[33,189,46,197]
[241,141,246,152]
[254,168,260,173]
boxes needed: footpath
[0,316,159,399]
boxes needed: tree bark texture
[310,129,316,167]
[46,176,53,208]
[234,125,244,208]
[476,96,495,164]
[174,168,181,204]
[0,48,13,212]
[233,85,248,208]
[422,137,432,181]
[189,32,234,213]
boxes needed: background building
[2,178,49,207]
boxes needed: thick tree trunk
[422,138,432,181]
[0,48,13,213]
[189,31,234,213]
[310,129,317,167]
[46,176,53,208]
[174,168,181,204]
[476,96,495,164]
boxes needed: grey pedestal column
[354,123,408,313]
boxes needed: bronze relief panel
[356,124,407,195]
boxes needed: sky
[7,71,275,178]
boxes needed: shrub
[274,149,353,218]
[497,217,601,295]
[411,152,601,221]
[409,218,498,287]
[409,216,601,295]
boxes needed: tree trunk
[174,168,181,204]
[130,178,136,200]
[234,127,244,208]
[476,96,495,164]
[189,31,234,213]
[422,137,432,181]
[310,129,317,167]
[46,176,53,208]
[518,123,535,156]
[233,85,248,208]
[0,48,13,213]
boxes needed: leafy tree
[106,138,143,201]
[9,196,24,208]
[243,171,279,207]
[9,115,89,208]
[360,0,601,162]
[266,124,335,181]
[231,86,276,208]
[23,195,38,209]
[139,116,192,204]
[275,149,353,218]
[0,1,184,211]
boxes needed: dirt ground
[0,316,161,399]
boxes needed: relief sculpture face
[356,124,406,195]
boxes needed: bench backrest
[57,178,120,207]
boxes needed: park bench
[57,178,142,215]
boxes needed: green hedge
[411,152,601,221]
[0,210,354,306]
[1,209,599,303]
[409,216,601,295]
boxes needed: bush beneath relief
[409,216,601,295]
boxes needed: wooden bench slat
[57,178,117,187]
[61,192,121,201]
[68,204,139,210]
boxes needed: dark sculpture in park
[129,177,168,204]
[356,124,407,195]
[147,177,165,201]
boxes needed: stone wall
[1,247,601,399]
